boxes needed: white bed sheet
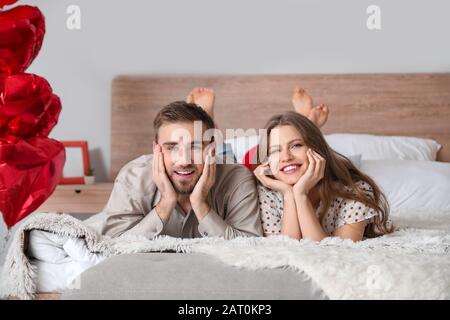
[28,230,105,292]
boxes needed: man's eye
[165,145,178,151]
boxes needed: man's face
[156,121,210,194]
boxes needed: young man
[84,100,263,239]
[25,100,262,292]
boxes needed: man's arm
[85,149,178,239]
[83,177,166,239]
[197,176,263,239]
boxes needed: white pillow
[347,154,362,169]
[224,135,259,164]
[360,160,450,210]
[325,134,442,161]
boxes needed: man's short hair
[153,101,216,141]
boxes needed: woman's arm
[332,221,367,241]
[294,194,327,241]
[292,149,327,241]
[254,163,301,239]
[280,190,302,240]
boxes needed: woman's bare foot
[186,87,215,118]
[291,86,314,117]
[308,104,329,128]
[291,86,329,128]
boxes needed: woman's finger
[312,152,325,181]
[306,149,316,177]
[313,150,324,161]
[311,152,322,178]
[272,161,282,175]
[318,155,326,179]
[253,166,266,185]
[253,170,263,184]
[258,173,276,189]
[312,151,325,177]
[254,166,268,183]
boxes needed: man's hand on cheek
[190,143,216,220]
[152,142,178,222]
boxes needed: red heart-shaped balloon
[0,137,65,228]
[0,74,62,139]
[0,3,65,229]
[0,0,18,9]
[0,74,63,228]
[0,5,45,76]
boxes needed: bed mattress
[62,252,327,300]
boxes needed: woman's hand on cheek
[293,148,325,196]
[254,162,292,195]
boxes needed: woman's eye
[291,143,303,149]
[269,149,279,155]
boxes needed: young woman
[254,110,392,242]
[186,87,392,242]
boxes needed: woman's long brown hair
[257,111,393,238]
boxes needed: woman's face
[267,125,310,185]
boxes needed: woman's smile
[279,163,302,175]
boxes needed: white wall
[20,0,450,181]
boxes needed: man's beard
[169,173,201,195]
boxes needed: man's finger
[209,156,216,181]
[153,146,159,177]
[201,155,210,180]
[158,147,165,174]
[207,142,216,164]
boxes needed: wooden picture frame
[59,140,90,185]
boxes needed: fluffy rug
[1,209,449,300]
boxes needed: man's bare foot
[291,86,314,117]
[308,103,329,128]
[186,87,215,118]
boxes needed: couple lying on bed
[28,87,393,285]
[85,86,391,241]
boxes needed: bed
[4,73,450,300]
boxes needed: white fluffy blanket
[1,209,449,300]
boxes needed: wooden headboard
[111,73,450,180]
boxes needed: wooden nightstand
[36,183,114,214]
